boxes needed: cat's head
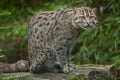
[72,7,97,30]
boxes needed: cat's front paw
[63,64,76,73]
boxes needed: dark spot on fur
[50,12,54,14]
[46,22,49,26]
[37,36,39,39]
[40,31,42,34]
[51,17,54,20]
[37,16,42,19]
[35,28,38,33]
[40,39,43,42]
[41,35,44,38]
[49,15,52,17]
[56,47,62,51]
[39,24,42,27]
[38,56,41,59]
[43,18,47,20]
[43,23,46,25]
[30,32,32,36]
[45,47,49,50]
[55,27,59,31]
[33,35,36,38]
[32,21,38,26]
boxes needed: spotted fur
[28,7,97,73]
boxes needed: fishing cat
[28,7,97,73]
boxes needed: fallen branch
[74,64,117,80]
[1,63,118,80]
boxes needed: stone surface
[3,64,119,80]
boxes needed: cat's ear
[74,7,79,14]
[92,8,97,13]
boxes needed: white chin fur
[80,26,88,30]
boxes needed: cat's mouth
[84,26,92,28]
[77,24,95,30]
[79,26,91,30]
[83,25,96,30]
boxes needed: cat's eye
[90,16,94,19]
[81,16,85,19]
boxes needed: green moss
[0,73,30,80]
[70,74,84,80]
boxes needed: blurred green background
[0,0,120,69]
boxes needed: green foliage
[0,10,11,62]
[72,16,120,64]
[0,73,30,80]
[0,23,28,62]
[44,2,67,10]
[0,10,11,16]
[70,75,83,80]
[0,55,5,58]
[71,0,120,70]
[112,55,120,69]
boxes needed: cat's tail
[0,60,29,73]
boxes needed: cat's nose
[86,23,90,27]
